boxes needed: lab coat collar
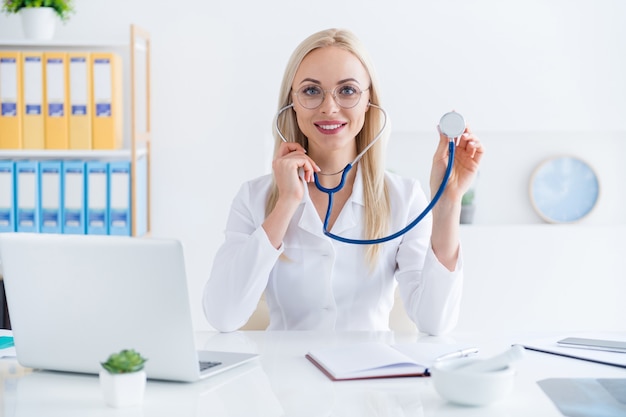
[297,165,364,236]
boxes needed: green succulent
[461,189,475,206]
[101,349,147,374]
[1,0,75,22]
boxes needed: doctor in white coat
[203,28,484,334]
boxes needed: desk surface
[1,330,625,416]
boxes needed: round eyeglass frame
[292,84,370,109]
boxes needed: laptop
[0,233,258,382]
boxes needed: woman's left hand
[430,124,484,203]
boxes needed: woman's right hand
[263,142,320,248]
[272,142,320,204]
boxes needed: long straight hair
[266,28,390,265]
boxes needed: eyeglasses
[293,84,370,109]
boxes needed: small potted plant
[100,349,148,408]
[1,0,75,40]
[460,188,476,224]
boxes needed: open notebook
[306,341,478,381]
[0,233,257,382]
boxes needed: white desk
[1,331,625,416]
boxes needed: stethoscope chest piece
[439,111,466,139]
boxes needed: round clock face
[529,156,600,223]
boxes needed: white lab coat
[203,168,463,334]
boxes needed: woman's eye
[302,86,322,96]
[338,85,358,96]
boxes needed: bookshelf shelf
[0,40,129,48]
[0,148,148,160]
[0,24,151,236]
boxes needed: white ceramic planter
[99,370,147,408]
[20,7,57,41]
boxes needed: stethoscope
[274,103,465,245]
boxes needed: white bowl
[430,357,516,406]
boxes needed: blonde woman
[203,28,484,334]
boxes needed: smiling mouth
[316,123,346,131]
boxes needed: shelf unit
[0,24,151,236]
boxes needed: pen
[434,347,479,362]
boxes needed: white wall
[1,0,625,332]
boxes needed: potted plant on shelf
[1,0,75,40]
[460,188,476,224]
[100,349,148,408]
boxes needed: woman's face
[291,46,370,156]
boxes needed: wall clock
[529,156,600,223]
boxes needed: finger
[278,141,307,158]
[456,126,479,148]
[302,160,318,183]
[469,139,485,164]
[280,152,321,182]
[460,136,484,161]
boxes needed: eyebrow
[297,77,362,86]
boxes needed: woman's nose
[319,91,340,113]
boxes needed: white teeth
[319,124,342,130]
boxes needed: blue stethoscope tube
[274,104,457,245]
[316,142,455,245]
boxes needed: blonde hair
[267,28,390,265]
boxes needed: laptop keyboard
[199,361,222,372]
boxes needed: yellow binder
[43,52,69,149]
[0,51,23,149]
[91,52,122,150]
[68,52,92,149]
[21,51,45,149]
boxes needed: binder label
[87,166,107,230]
[72,105,87,115]
[70,57,88,116]
[26,104,41,115]
[95,103,111,117]
[41,166,61,228]
[23,56,42,115]
[1,103,16,116]
[48,103,64,117]
[46,57,66,117]
[110,166,130,228]
[17,168,37,227]
[0,57,18,116]
[63,164,85,234]
[93,58,113,117]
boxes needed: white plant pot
[20,7,57,41]
[99,370,147,408]
[460,204,476,224]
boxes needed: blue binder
[0,160,15,232]
[86,160,108,235]
[15,160,40,233]
[107,160,131,236]
[39,160,63,234]
[62,161,86,234]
